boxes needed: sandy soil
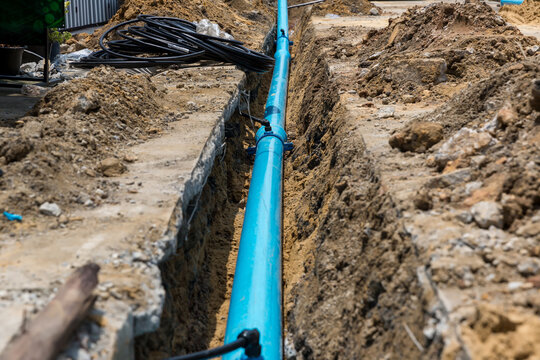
[500,0,540,25]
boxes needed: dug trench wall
[282,13,439,359]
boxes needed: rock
[507,282,523,291]
[95,188,108,199]
[368,51,384,60]
[426,168,473,188]
[389,121,444,152]
[20,121,43,139]
[123,154,138,163]
[186,101,199,111]
[402,94,417,104]
[516,221,540,237]
[392,58,447,86]
[527,45,539,56]
[377,106,395,118]
[334,180,348,193]
[432,128,495,169]
[456,211,473,224]
[39,202,62,217]
[369,8,380,16]
[471,201,503,229]
[517,260,540,276]
[465,181,483,196]
[98,158,126,177]
[496,107,517,128]
[73,91,100,114]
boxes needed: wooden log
[0,263,100,360]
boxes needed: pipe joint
[247,125,292,155]
[255,124,287,145]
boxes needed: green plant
[48,28,72,44]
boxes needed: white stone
[471,201,503,229]
[39,202,62,217]
[377,106,395,118]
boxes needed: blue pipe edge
[223,0,291,359]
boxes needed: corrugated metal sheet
[65,0,119,30]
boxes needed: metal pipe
[223,0,291,359]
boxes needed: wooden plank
[0,263,100,360]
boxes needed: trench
[134,71,271,359]
[136,10,440,360]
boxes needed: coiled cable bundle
[73,15,274,73]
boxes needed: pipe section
[223,0,291,359]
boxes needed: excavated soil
[82,0,273,49]
[356,1,538,102]
[410,58,540,230]
[500,0,540,25]
[288,0,374,16]
[313,0,374,15]
[0,67,167,231]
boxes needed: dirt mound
[288,0,373,15]
[313,0,373,15]
[83,0,273,49]
[500,0,540,25]
[409,57,540,232]
[356,1,538,101]
[0,67,167,228]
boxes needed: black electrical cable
[239,111,272,132]
[73,15,274,73]
[163,329,261,360]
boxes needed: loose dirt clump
[389,121,444,152]
[83,0,273,49]
[0,67,166,229]
[356,1,538,101]
[500,0,540,25]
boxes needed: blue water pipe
[500,0,524,4]
[222,0,291,359]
